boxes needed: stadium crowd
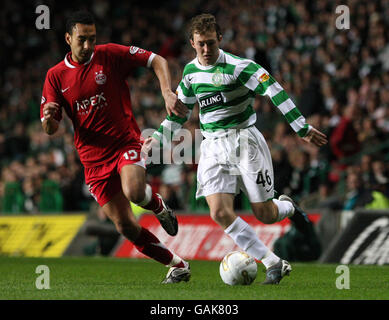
[1,0,389,214]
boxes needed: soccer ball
[219,251,257,285]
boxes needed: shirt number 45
[256,170,272,187]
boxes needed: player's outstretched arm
[151,55,188,118]
[42,102,60,135]
[302,126,328,147]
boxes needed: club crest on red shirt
[95,70,107,85]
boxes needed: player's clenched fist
[42,102,60,121]
[42,102,60,135]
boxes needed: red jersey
[40,43,155,168]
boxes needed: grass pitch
[0,256,388,300]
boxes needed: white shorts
[196,126,274,203]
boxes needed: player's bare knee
[210,207,235,228]
[129,189,146,204]
[123,186,145,204]
[210,207,227,225]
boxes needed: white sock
[135,184,152,206]
[273,199,294,222]
[224,217,272,262]
[261,250,280,268]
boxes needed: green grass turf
[0,256,388,300]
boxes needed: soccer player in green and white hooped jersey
[143,14,328,284]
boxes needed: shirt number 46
[256,170,272,187]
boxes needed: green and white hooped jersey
[153,49,310,142]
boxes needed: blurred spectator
[330,104,361,163]
[343,171,369,210]
[298,69,325,117]
[359,154,376,189]
[371,159,389,186]
[303,143,330,195]
[256,100,283,139]
[282,148,310,201]
[300,182,343,210]
[22,177,39,213]
[5,122,30,161]
[271,145,292,194]
[358,117,383,150]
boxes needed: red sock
[141,193,163,214]
[172,260,185,268]
[133,227,173,265]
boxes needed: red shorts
[84,142,145,207]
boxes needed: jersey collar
[194,49,224,70]
[64,51,95,69]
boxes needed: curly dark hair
[188,13,222,40]
[65,11,95,35]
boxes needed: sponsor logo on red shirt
[75,92,108,115]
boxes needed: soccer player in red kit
[40,11,190,283]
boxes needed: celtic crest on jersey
[212,67,223,87]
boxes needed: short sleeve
[104,43,155,77]
[40,70,63,122]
